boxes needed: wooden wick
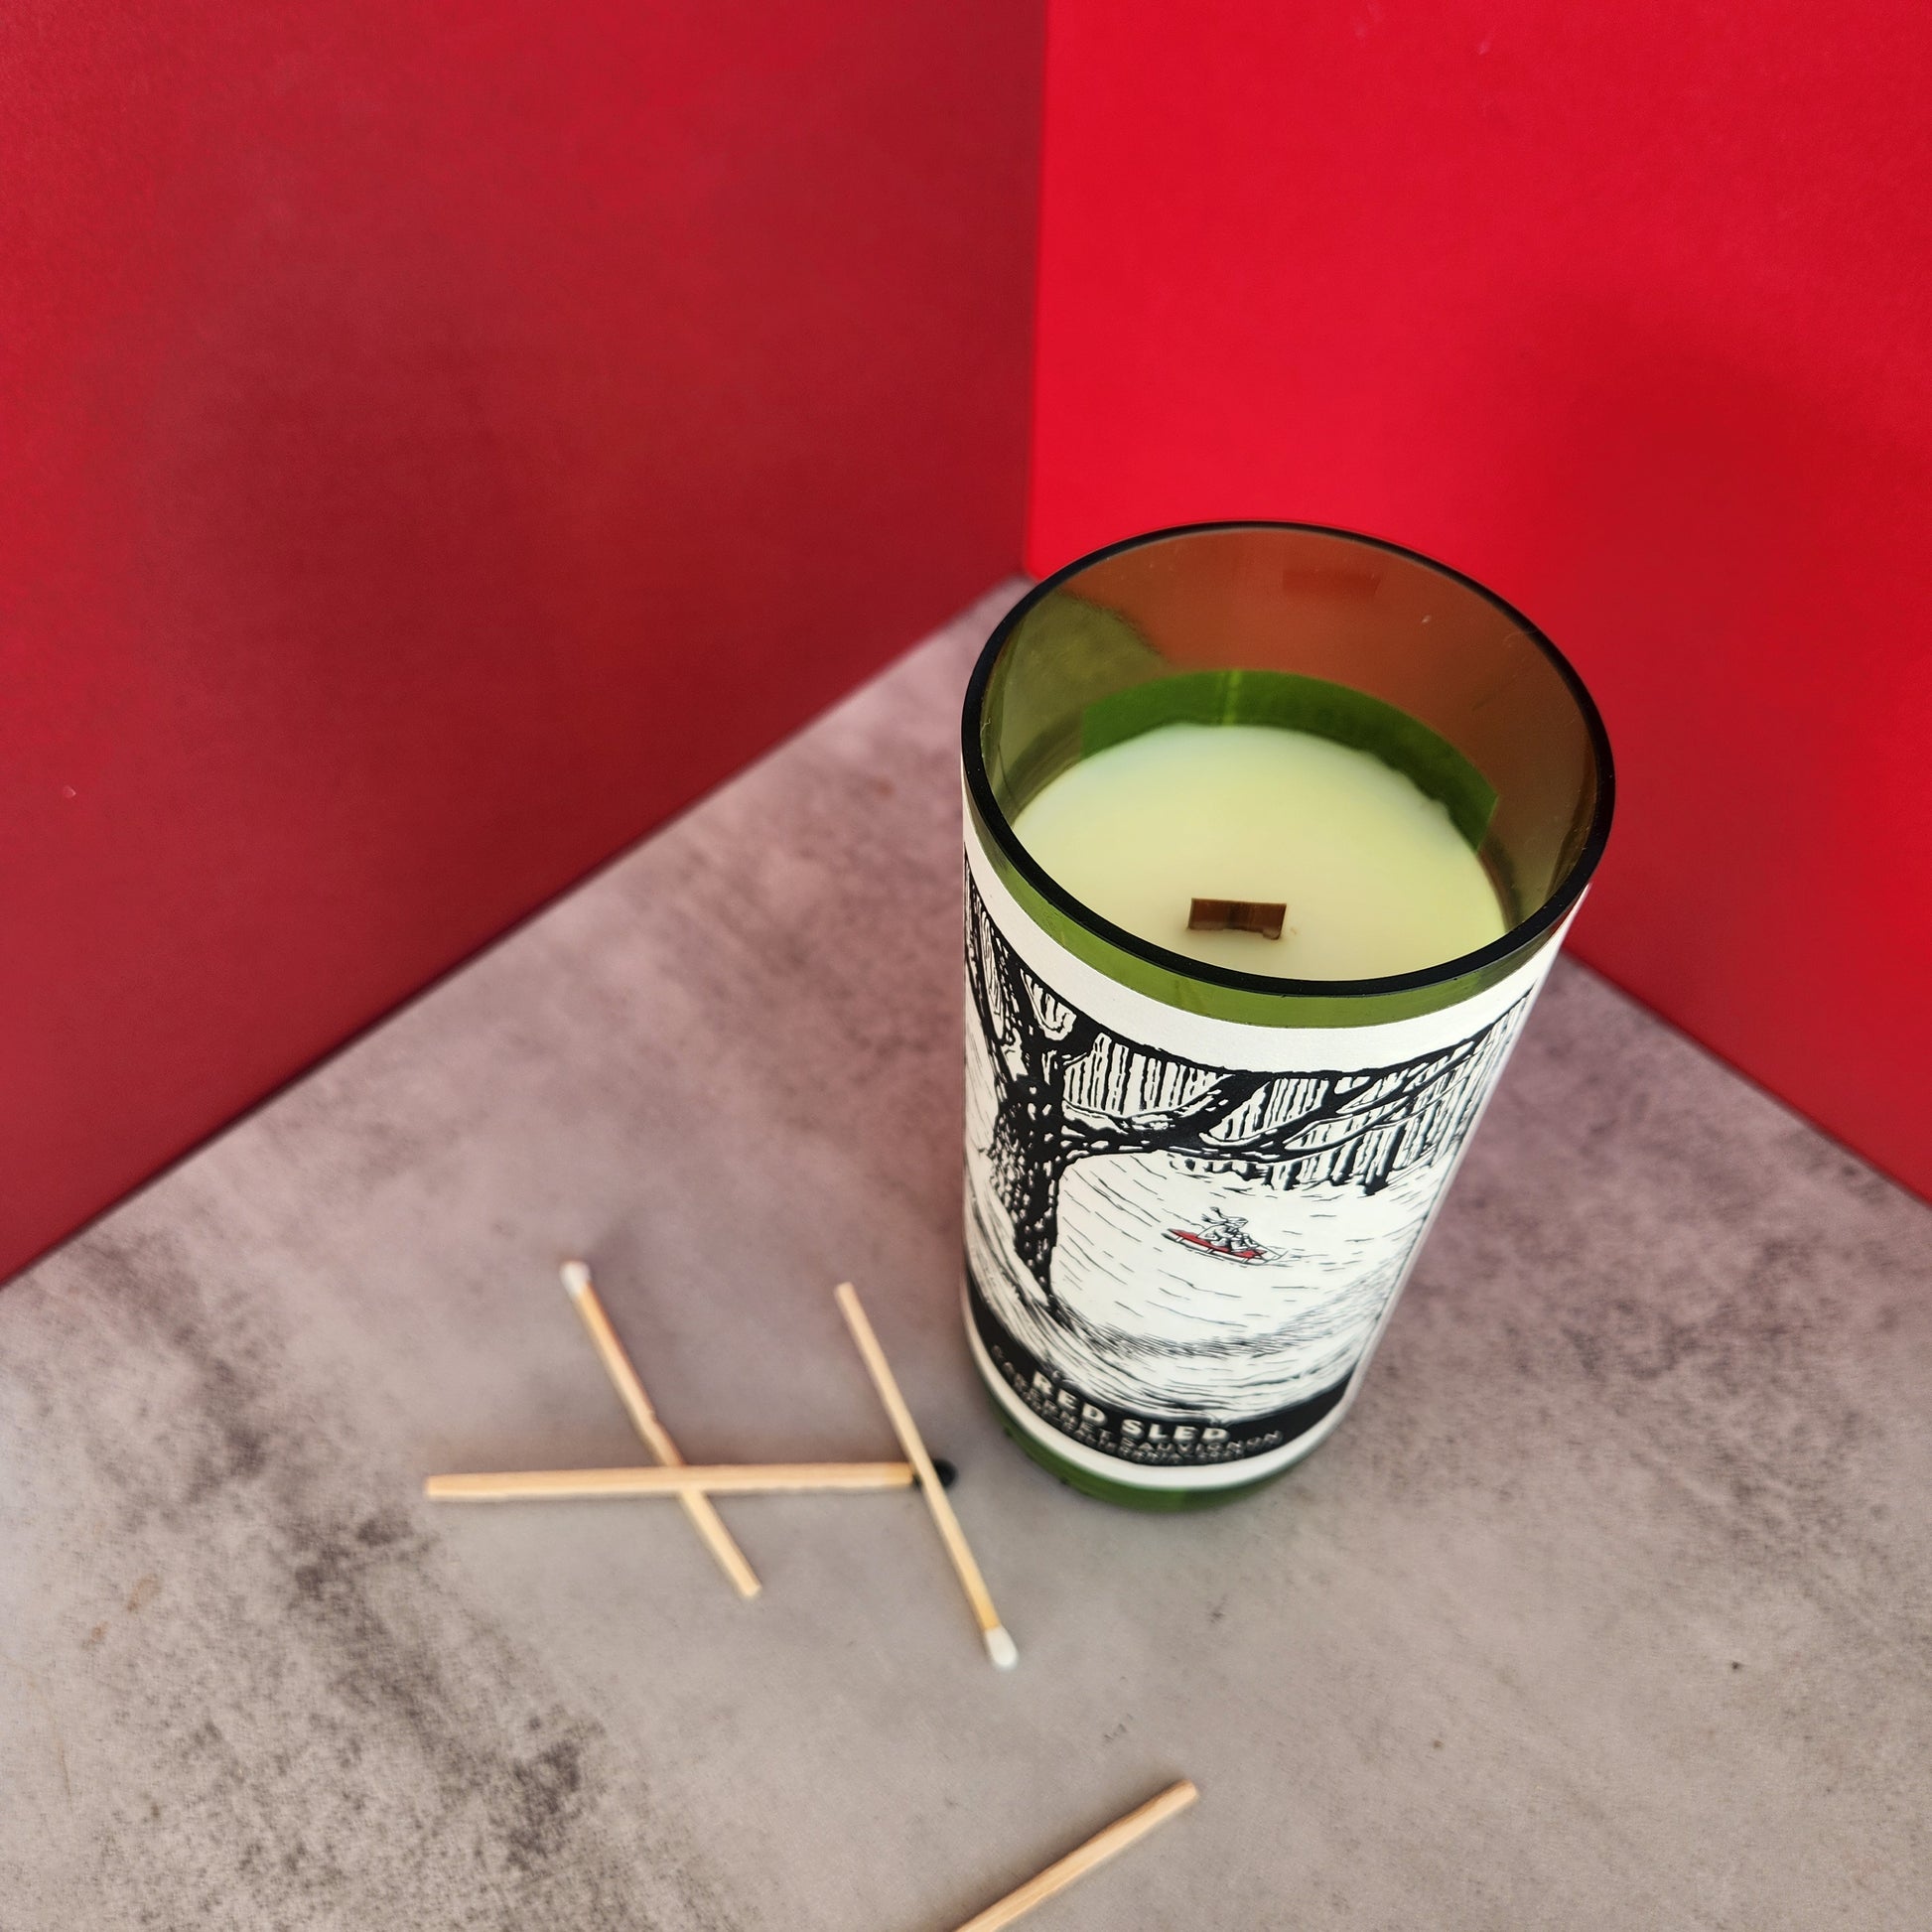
[833,1281,1017,1670]
[424,1462,915,1502]
[561,1259,762,1599]
[1188,897,1287,939]
[948,1780,1199,1931]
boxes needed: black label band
[967,1263,1351,1470]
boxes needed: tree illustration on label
[966,877,1522,1313]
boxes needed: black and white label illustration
[963,836,1562,1489]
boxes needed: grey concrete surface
[3,581,1928,1930]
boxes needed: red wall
[1030,0,1932,1198]
[1,2,1042,1280]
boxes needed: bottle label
[963,830,1563,1490]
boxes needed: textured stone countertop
[4,585,1928,1931]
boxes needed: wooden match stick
[560,1259,762,1600]
[424,1462,916,1502]
[833,1281,1017,1670]
[949,1780,1198,1932]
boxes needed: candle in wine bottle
[961,524,1612,1509]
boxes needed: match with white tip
[558,1258,762,1599]
[835,1280,1017,1669]
[983,1624,1020,1671]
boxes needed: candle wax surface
[1011,723,1509,980]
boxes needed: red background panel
[0,2,1042,1279]
[1030,0,1932,1197]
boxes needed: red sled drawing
[1162,1211,1287,1267]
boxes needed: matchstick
[833,1281,1017,1670]
[560,1259,762,1600]
[949,1781,1198,1932]
[425,1462,916,1502]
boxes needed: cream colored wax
[1012,722,1508,980]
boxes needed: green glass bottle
[960,523,1613,1509]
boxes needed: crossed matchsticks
[426,1264,1016,1669]
[425,1264,1200,1927]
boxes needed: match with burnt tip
[424,1462,916,1502]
